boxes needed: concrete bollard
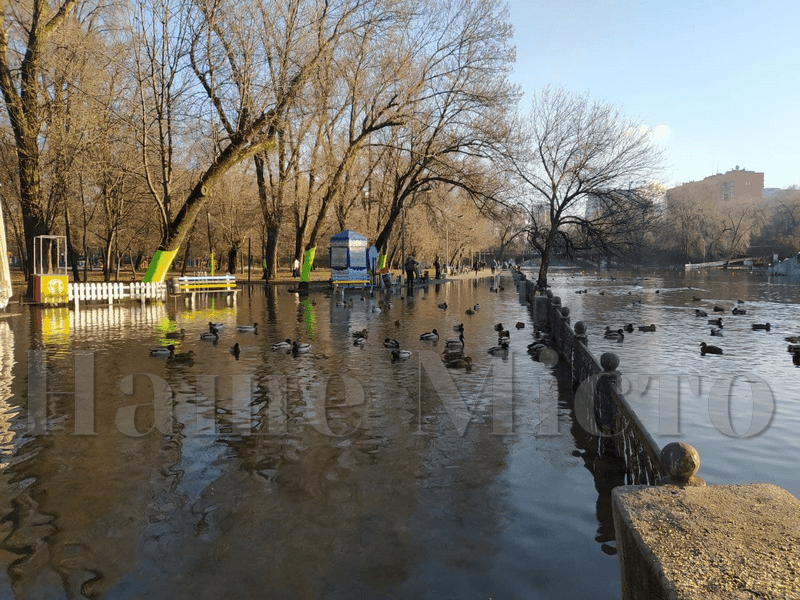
[658,442,705,487]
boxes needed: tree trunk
[227,245,238,275]
[64,205,81,282]
[180,235,192,275]
[264,225,279,281]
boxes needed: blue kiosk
[329,230,374,288]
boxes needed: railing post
[574,321,587,344]
[595,352,620,436]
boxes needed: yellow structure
[32,236,69,304]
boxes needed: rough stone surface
[659,442,704,486]
[600,352,620,371]
[613,484,800,600]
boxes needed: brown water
[0,275,622,599]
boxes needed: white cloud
[652,124,671,140]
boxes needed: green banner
[377,254,387,270]
[143,249,179,283]
[300,247,316,282]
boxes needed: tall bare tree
[371,0,518,267]
[0,0,84,280]
[513,87,664,289]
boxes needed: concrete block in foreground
[612,484,800,599]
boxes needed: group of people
[403,255,510,285]
[403,255,447,285]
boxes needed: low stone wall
[613,484,800,599]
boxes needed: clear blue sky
[508,0,799,189]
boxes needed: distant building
[667,166,764,204]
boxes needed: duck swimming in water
[487,340,510,355]
[604,328,625,341]
[700,342,723,355]
[638,324,657,332]
[444,355,472,370]
[271,338,292,351]
[383,338,400,348]
[445,332,465,348]
[752,323,771,331]
[695,309,708,317]
[420,329,439,341]
[237,323,258,333]
[292,341,311,354]
[391,349,412,360]
[200,328,219,341]
[169,349,195,364]
[149,344,176,357]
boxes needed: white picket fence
[68,281,166,310]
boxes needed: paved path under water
[0,274,622,599]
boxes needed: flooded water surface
[545,267,800,499]
[0,276,622,599]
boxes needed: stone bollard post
[595,352,620,435]
[574,321,587,344]
[658,441,705,487]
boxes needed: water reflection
[0,321,15,464]
[542,268,800,500]
[0,276,622,599]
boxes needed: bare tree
[513,87,664,288]
[718,196,764,267]
[371,0,518,266]
[757,187,800,256]
[0,0,86,279]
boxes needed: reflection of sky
[0,321,16,466]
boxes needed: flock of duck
[600,295,789,358]
[409,317,539,371]
[147,280,556,371]
[148,321,303,365]
[689,298,778,356]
